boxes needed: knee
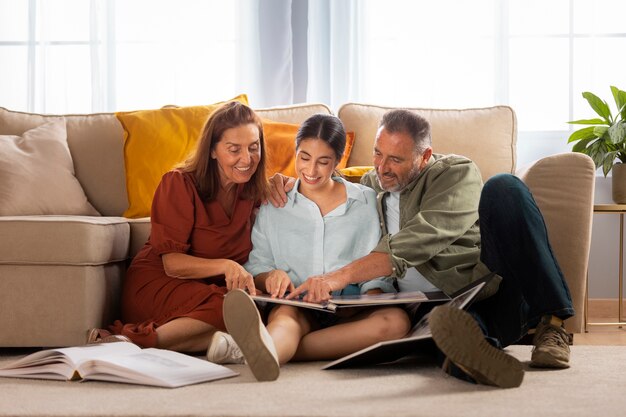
[482,174,526,199]
[269,305,307,329]
[480,174,532,216]
[373,308,411,340]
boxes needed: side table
[585,204,626,331]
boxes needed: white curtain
[306,0,362,110]
[240,0,364,110]
[238,0,294,108]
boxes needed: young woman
[91,102,267,364]
[223,114,411,381]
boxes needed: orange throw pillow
[262,119,355,178]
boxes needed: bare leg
[266,305,313,365]
[155,317,217,352]
[292,307,410,361]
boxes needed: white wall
[517,132,623,299]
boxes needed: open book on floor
[0,342,238,388]
[322,277,491,370]
[251,289,450,313]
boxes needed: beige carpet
[0,345,624,417]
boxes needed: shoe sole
[223,289,279,382]
[429,306,524,388]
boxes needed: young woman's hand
[224,260,256,295]
[264,269,295,298]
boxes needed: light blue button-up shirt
[245,177,395,295]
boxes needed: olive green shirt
[361,153,500,298]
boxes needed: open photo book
[0,342,238,388]
[251,289,450,313]
[322,278,490,370]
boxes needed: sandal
[86,328,132,344]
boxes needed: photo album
[251,289,450,313]
[322,278,490,369]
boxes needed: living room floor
[576,305,626,345]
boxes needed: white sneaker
[206,331,245,364]
[223,289,279,381]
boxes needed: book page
[77,348,238,388]
[0,343,140,381]
[331,290,448,306]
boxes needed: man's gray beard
[376,166,421,192]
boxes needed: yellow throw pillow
[263,118,355,178]
[339,166,374,183]
[117,95,248,218]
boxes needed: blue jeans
[467,174,575,348]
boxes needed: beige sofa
[0,102,595,347]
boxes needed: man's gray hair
[379,109,432,154]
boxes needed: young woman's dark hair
[179,101,268,202]
[295,113,347,163]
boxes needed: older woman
[91,102,267,364]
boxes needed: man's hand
[267,173,296,208]
[264,270,295,298]
[286,270,351,303]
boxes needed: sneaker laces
[224,338,244,361]
[534,322,569,349]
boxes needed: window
[0,0,240,113]
[361,0,626,134]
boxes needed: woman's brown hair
[179,101,268,202]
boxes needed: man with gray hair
[272,108,573,388]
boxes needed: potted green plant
[568,86,626,203]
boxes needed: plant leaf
[608,122,626,144]
[587,140,606,168]
[567,126,598,143]
[602,151,618,177]
[583,92,612,123]
[572,137,594,152]
[567,118,607,125]
[593,125,609,138]
[611,86,626,119]
[618,102,626,122]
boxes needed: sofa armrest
[516,152,596,334]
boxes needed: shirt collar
[288,177,366,207]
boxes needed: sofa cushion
[263,119,355,177]
[0,119,100,216]
[128,217,151,259]
[338,103,517,181]
[0,216,130,265]
[117,95,250,219]
[254,103,333,124]
[0,107,128,217]
[339,166,374,183]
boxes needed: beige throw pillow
[0,119,100,216]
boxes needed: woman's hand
[223,260,256,294]
[264,270,295,298]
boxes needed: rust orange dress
[110,170,255,348]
